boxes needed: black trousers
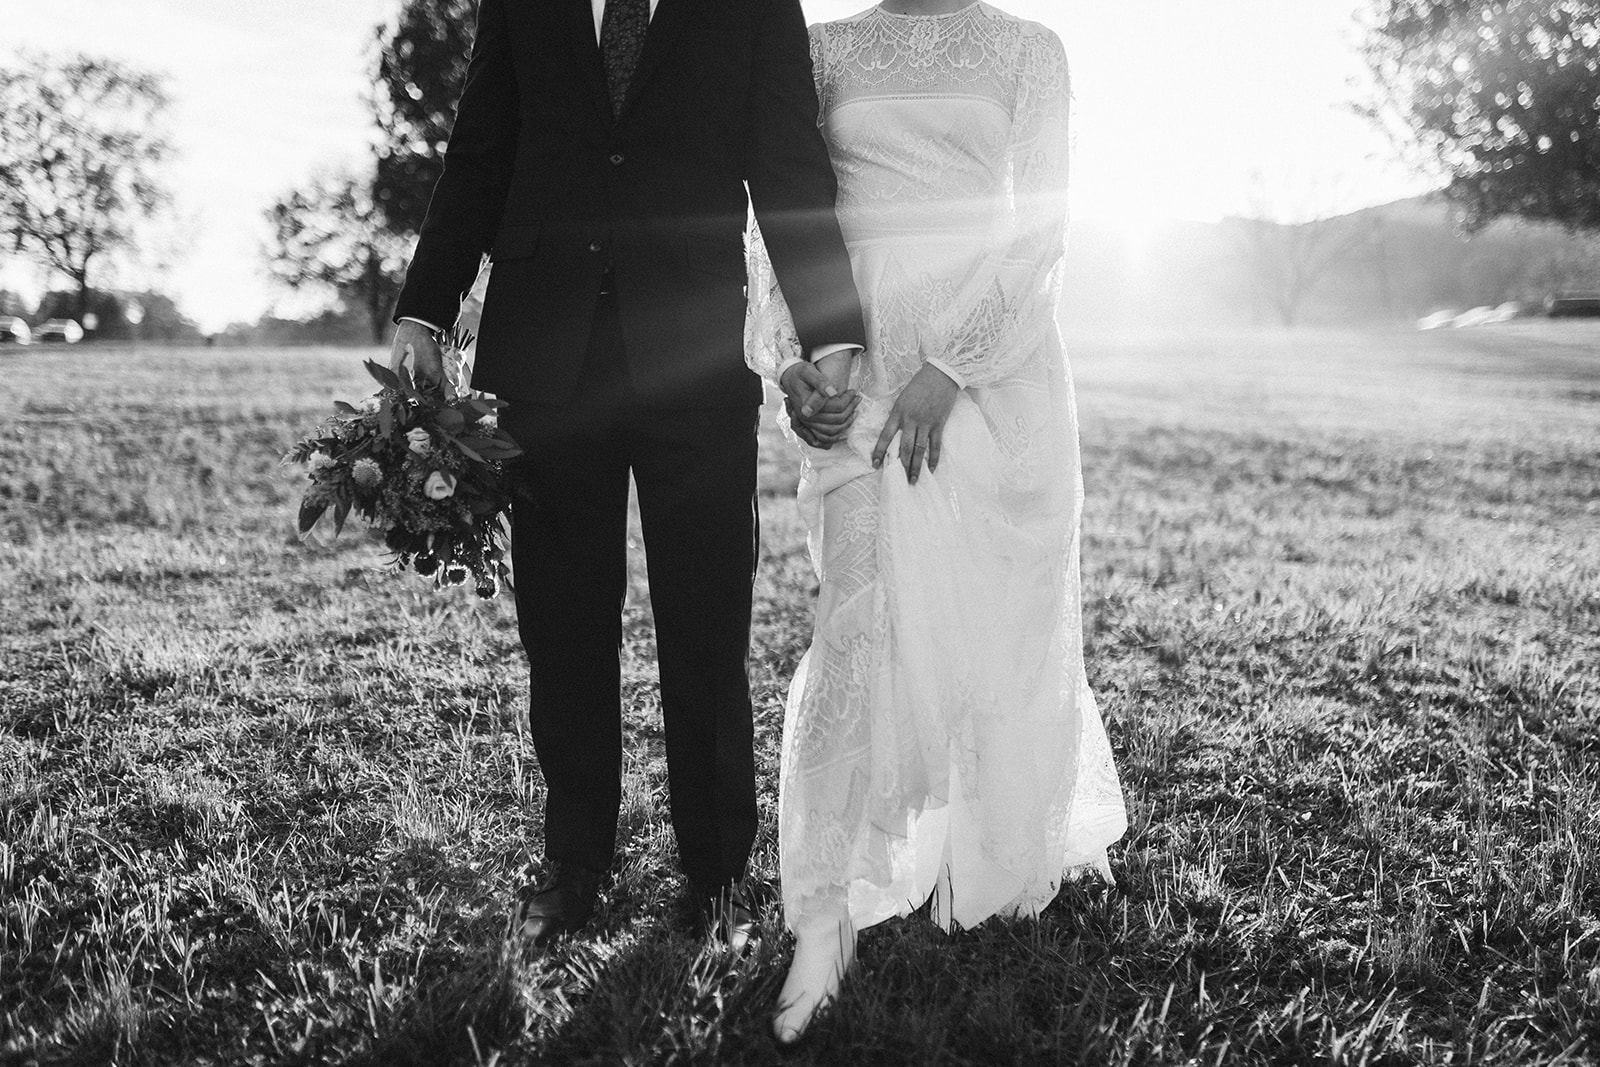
[502,290,760,890]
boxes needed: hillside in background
[1063,194,1600,328]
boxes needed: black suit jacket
[393,0,867,409]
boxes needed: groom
[389,0,866,947]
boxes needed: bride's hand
[872,362,960,484]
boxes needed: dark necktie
[600,0,649,117]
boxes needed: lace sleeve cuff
[924,356,967,391]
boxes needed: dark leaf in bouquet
[469,440,522,461]
[378,399,394,440]
[446,436,487,464]
[333,400,360,416]
[298,500,328,536]
[435,408,466,432]
[333,498,353,536]
[365,360,402,390]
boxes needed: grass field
[1,323,1597,1065]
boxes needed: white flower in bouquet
[360,397,382,414]
[351,458,383,489]
[308,452,338,473]
[477,413,499,432]
[423,470,457,500]
[407,428,432,454]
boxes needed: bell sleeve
[923,27,1070,390]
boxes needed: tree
[0,53,172,325]
[1361,0,1600,232]
[1227,175,1381,326]
[370,0,476,237]
[264,170,410,344]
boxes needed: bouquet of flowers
[284,328,523,597]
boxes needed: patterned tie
[600,0,650,117]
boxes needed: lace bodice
[747,2,1071,396]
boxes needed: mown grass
[1,324,1597,1066]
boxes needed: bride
[746,0,1128,1044]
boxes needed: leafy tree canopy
[0,53,172,321]
[370,0,476,236]
[1362,0,1600,231]
[264,170,411,344]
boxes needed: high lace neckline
[872,1,985,20]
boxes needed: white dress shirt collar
[592,0,661,42]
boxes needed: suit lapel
[622,0,698,116]
[568,0,614,128]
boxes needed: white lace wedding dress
[747,2,1127,934]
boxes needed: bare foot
[771,914,856,1045]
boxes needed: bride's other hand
[872,362,959,484]
[390,320,445,386]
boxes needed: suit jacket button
[609,153,625,166]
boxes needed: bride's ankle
[794,911,854,943]
[773,913,856,1044]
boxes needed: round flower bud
[444,563,470,587]
[351,458,383,489]
[308,452,338,473]
[413,553,439,576]
[423,470,457,500]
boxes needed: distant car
[1546,292,1600,318]
[33,318,84,343]
[1451,306,1498,328]
[0,316,30,344]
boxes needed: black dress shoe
[698,879,760,954]
[517,862,603,947]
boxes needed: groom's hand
[786,392,859,449]
[782,360,859,450]
[390,320,445,387]
[780,361,843,421]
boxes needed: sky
[3,0,1433,331]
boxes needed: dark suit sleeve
[745,0,867,355]
[393,0,521,328]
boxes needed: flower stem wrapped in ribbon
[284,327,522,597]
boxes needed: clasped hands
[781,353,960,486]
